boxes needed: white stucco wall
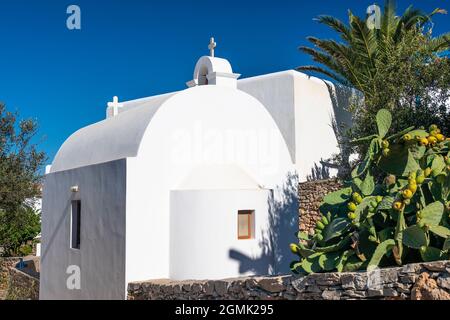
[40,159,126,300]
[238,70,353,181]
[238,71,296,163]
[170,189,272,280]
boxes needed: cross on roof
[107,96,123,117]
[208,37,216,57]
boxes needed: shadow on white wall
[229,172,299,275]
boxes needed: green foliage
[298,0,450,166]
[0,206,41,257]
[291,109,450,274]
[18,244,33,256]
[0,102,45,257]
[376,109,392,139]
[402,226,427,249]
[368,239,395,272]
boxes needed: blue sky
[0,0,449,163]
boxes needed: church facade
[40,41,353,300]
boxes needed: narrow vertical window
[71,200,81,249]
[238,210,255,240]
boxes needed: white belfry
[208,37,216,57]
[107,96,123,117]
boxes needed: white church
[40,39,353,300]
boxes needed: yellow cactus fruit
[419,138,429,146]
[290,243,299,254]
[402,189,413,199]
[348,212,357,220]
[430,130,438,137]
[347,202,357,211]
[425,167,432,177]
[428,136,437,145]
[402,133,412,141]
[436,133,445,142]
[429,124,438,132]
[393,201,403,211]
[416,171,425,184]
[352,192,363,204]
[408,182,417,194]
[382,148,390,156]
[381,140,389,149]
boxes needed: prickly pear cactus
[290,109,450,274]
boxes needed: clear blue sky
[0,0,448,163]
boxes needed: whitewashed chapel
[40,39,353,300]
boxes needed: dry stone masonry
[0,258,19,300]
[128,260,450,300]
[298,179,342,234]
[0,257,39,300]
[5,268,40,300]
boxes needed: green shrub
[18,245,33,257]
[0,206,41,257]
[291,109,450,273]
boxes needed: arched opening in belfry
[198,65,209,85]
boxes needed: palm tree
[297,0,449,98]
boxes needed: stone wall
[127,260,450,300]
[298,179,342,234]
[0,258,19,299]
[0,257,39,300]
[5,268,40,300]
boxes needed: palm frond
[427,33,450,52]
[299,46,352,79]
[296,65,351,86]
[306,37,357,63]
[393,6,429,42]
[315,15,352,43]
[381,0,398,40]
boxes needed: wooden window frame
[238,210,254,240]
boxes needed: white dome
[51,85,292,183]
[50,93,174,173]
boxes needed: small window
[71,200,81,249]
[238,210,255,240]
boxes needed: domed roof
[50,84,285,174]
[50,93,174,173]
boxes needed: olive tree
[0,102,46,256]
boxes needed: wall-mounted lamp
[70,185,79,192]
